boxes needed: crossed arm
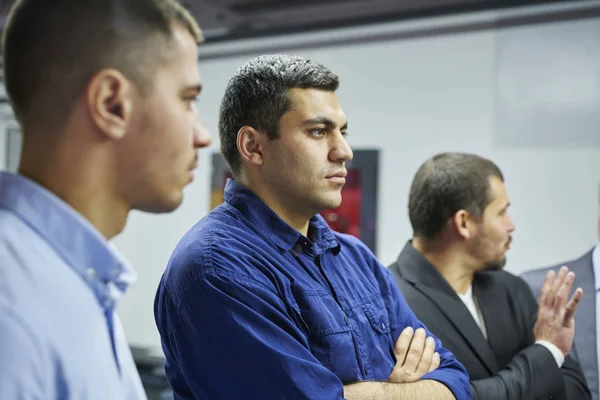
[157,272,465,399]
[344,327,455,400]
[345,380,453,400]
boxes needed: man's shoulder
[161,205,283,294]
[0,214,98,337]
[173,203,265,256]
[522,250,593,281]
[478,269,532,294]
[520,265,554,284]
[0,209,59,281]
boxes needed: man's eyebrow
[301,116,348,130]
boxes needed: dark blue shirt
[155,179,470,399]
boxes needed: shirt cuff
[535,340,565,367]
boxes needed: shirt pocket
[361,299,395,374]
[292,289,359,382]
[309,325,357,383]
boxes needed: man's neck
[259,194,310,236]
[412,237,475,295]
[18,146,129,240]
[237,176,311,237]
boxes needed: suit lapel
[393,242,499,374]
[472,273,510,359]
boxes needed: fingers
[402,328,427,373]
[553,271,575,312]
[394,327,414,364]
[538,269,555,309]
[389,328,439,383]
[563,288,583,325]
[414,336,436,377]
[428,352,440,373]
[547,267,568,308]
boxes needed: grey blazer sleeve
[470,345,577,400]
[562,347,593,400]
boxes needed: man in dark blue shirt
[154,54,470,399]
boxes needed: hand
[533,266,583,356]
[388,327,440,383]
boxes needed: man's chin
[322,200,343,212]
[136,191,184,214]
[484,257,507,271]
[328,191,344,206]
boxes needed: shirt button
[381,323,386,330]
[344,314,349,325]
[85,268,96,280]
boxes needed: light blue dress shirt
[0,172,146,399]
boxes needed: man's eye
[310,128,326,137]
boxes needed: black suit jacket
[522,249,598,400]
[389,242,591,400]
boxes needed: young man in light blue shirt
[0,1,211,398]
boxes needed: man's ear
[237,126,266,167]
[452,210,475,240]
[86,68,133,140]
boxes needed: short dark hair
[408,152,504,240]
[218,54,339,174]
[2,0,203,132]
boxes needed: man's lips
[326,171,347,179]
[326,171,347,184]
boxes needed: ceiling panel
[0,0,576,43]
[188,0,573,41]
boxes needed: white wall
[0,127,5,170]
[0,82,18,170]
[0,3,588,352]
[0,120,18,171]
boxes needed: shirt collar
[456,284,473,301]
[0,172,137,308]
[592,242,600,291]
[223,178,340,255]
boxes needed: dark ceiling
[0,0,580,43]
[183,0,577,41]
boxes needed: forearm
[561,353,592,400]
[343,380,455,400]
[470,344,565,400]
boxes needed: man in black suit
[389,152,591,399]
[522,185,599,400]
